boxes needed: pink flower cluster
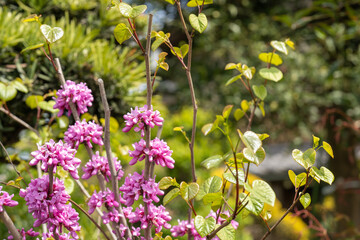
[53,80,94,117]
[19,175,80,239]
[30,139,81,179]
[64,120,104,149]
[129,138,175,168]
[42,232,74,240]
[87,189,119,215]
[171,210,239,240]
[119,172,163,207]
[123,105,163,137]
[7,228,39,240]
[82,151,123,182]
[0,186,18,212]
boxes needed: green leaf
[57,116,69,129]
[251,180,276,206]
[222,105,233,119]
[163,188,180,205]
[242,65,253,80]
[201,155,223,169]
[216,224,235,240]
[225,63,237,70]
[187,0,213,7]
[189,13,208,33]
[243,147,266,166]
[259,67,283,82]
[11,78,28,93]
[114,23,132,44]
[288,170,307,188]
[40,24,64,43]
[0,83,17,101]
[252,85,267,100]
[300,193,311,209]
[234,108,245,121]
[64,178,74,194]
[194,215,216,237]
[196,176,222,200]
[171,44,189,58]
[292,149,315,169]
[258,133,270,141]
[180,182,199,201]
[270,40,288,55]
[313,135,320,148]
[310,166,334,185]
[258,52,283,66]
[163,0,175,4]
[21,43,45,53]
[100,117,119,133]
[118,2,132,18]
[223,168,245,185]
[25,95,44,109]
[322,141,334,158]
[201,123,214,136]
[130,5,147,18]
[285,38,295,49]
[38,100,58,113]
[241,100,249,112]
[202,192,223,206]
[238,130,262,153]
[225,75,241,86]
[159,177,173,190]
[239,193,264,215]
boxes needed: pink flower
[30,139,81,179]
[0,186,18,212]
[7,228,39,240]
[129,138,175,168]
[19,175,80,238]
[102,209,120,225]
[123,105,163,137]
[129,204,171,233]
[42,232,74,240]
[82,151,123,182]
[171,219,205,240]
[88,189,119,215]
[53,80,93,117]
[64,120,104,149]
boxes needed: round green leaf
[180,182,199,201]
[196,176,222,200]
[252,85,267,100]
[189,13,208,33]
[292,149,316,170]
[25,95,44,109]
[234,108,245,121]
[200,155,223,169]
[216,223,235,240]
[11,79,28,93]
[239,192,264,215]
[130,5,147,18]
[239,131,262,153]
[251,180,276,206]
[0,83,17,101]
[311,166,334,185]
[64,178,75,194]
[159,177,173,190]
[118,2,133,18]
[243,147,266,166]
[114,23,132,44]
[258,52,283,66]
[300,193,311,209]
[194,215,216,237]
[40,24,64,43]
[38,100,58,113]
[259,67,283,82]
[270,40,288,55]
[163,188,180,205]
[223,168,245,185]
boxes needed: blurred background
[0,0,359,239]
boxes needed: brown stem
[0,107,39,135]
[97,79,130,240]
[0,209,21,240]
[127,18,145,53]
[69,199,111,240]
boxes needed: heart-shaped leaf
[292,148,315,169]
[238,130,262,153]
[300,193,311,209]
[114,23,132,44]
[196,176,222,200]
[216,223,235,240]
[251,180,276,206]
[130,5,147,18]
[288,170,307,188]
[259,67,283,82]
[189,13,208,33]
[0,83,17,102]
[223,168,245,185]
[243,147,266,166]
[194,215,216,237]
[270,40,288,55]
[310,166,334,185]
[40,24,64,43]
[180,182,199,201]
[252,85,267,100]
[25,95,44,109]
[239,192,264,215]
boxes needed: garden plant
[0,1,336,240]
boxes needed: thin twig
[0,107,39,135]
[69,199,111,240]
[97,78,131,240]
[0,209,21,240]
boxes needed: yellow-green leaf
[258,52,283,66]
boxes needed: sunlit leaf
[40,24,64,43]
[259,67,283,82]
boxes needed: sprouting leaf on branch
[114,23,132,44]
[157,52,169,71]
[118,3,147,18]
[170,44,189,58]
[151,31,170,51]
[189,13,208,33]
[40,24,64,43]
[270,40,288,55]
